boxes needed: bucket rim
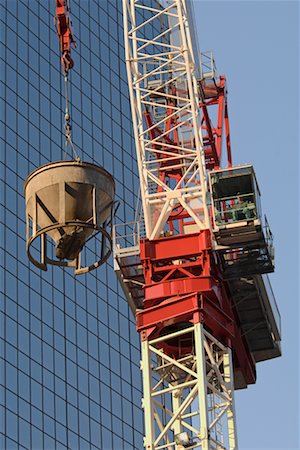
[24,160,115,192]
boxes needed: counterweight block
[24,160,115,274]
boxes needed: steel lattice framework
[142,324,237,450]
[123,0,210,239]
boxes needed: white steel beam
[223,349,238,449]
[142,339,156,450]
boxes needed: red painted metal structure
[135,75,256,388]
[55,0,76,73]
[200,75,232,169]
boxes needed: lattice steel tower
[114,1,281,449]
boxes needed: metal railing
[262,274,281,337]
[199,50,217,80]
[113,218,146,255]
[213,193,257,225]
[264,215,274,257]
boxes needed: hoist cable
[63,71,80,161]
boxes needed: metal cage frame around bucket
[24,161,115,275]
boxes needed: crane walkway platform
[215,221,274,279]
[227,274,281,362]
[113,221,145,313]
[114,246,144,312]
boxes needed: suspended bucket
[24,160,115,274]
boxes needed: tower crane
[24,0,281,448]
[114,1,281,449]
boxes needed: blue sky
[192,1,299,448]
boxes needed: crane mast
[121,1,242,448]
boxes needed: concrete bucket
[24,160,115,274]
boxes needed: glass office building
[0,1,145,448]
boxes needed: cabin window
[209,166,262,226]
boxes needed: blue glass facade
[0,1,144,448]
